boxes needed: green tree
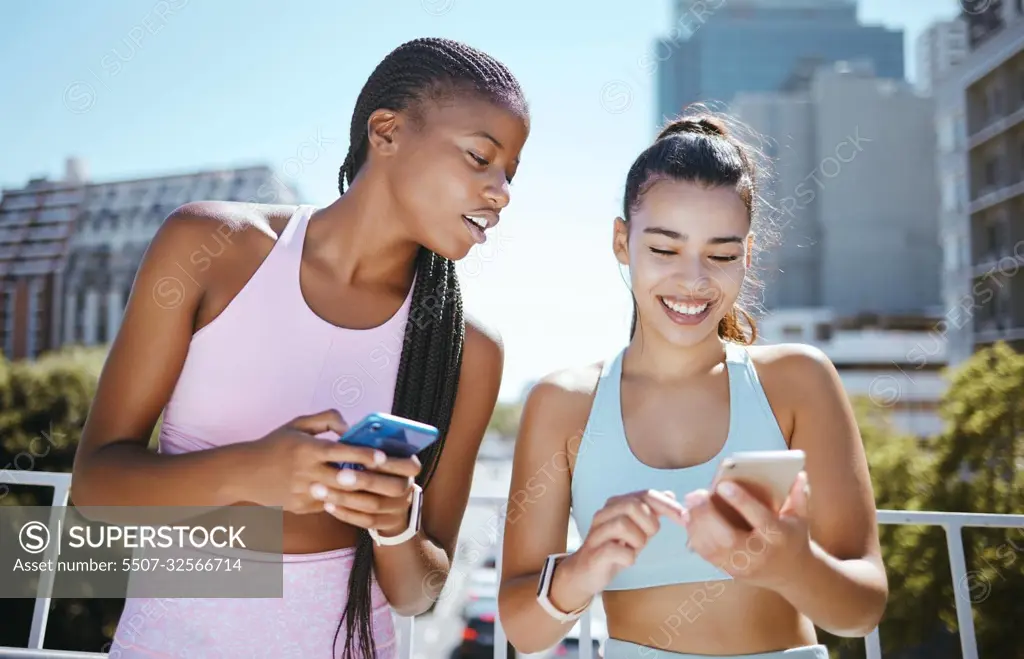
[0,346,105,505]
[0,346,123,653]
[487,401,523,440]
[833,342,1024,659]
[910,342,1024,658]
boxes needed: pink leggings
[107,547,397,658]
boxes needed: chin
[414,231,471,262]
[658,324,719,348]
[432,240,473,262]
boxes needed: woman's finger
[325,490,409,515]
[323,502,376,529]
[335,467,413,498]
[588,514,649,550]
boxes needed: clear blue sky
[1,0,960,401]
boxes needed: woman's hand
[245,410,420,525]
[313,456,422,535]
[556,489,686,604]
[681,471,812,592]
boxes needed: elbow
[497,589,546,654]
[386,584,436,618]
[830,583,889,638]
[69,455,99,507]
[857,585,889,637]
[391,598,433,618]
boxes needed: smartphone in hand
[710,450,805,529]
[334,412,439,470]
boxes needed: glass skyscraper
[657,0,904,124]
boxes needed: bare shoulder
[452,314,506,407]
[160,200,288,238]
[528,360,603,413]
[745,341,839,390]
[519,359,605,458]
[152,201,300,290]
[743,342,847,441]
[463,312,505,367]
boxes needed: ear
[745,232,755,269]
[366,108,400,157]
[613,217,631,266]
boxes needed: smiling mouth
[463,214,489,230]
[660,297,711,315]
[462,214,489,244]
[658,295,716,326]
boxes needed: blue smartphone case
[334,413,439,471]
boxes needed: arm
[497,375,592,654]
[769,345,889,637]
[71,206,267,514]
[371,318,504,617]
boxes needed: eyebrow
[471,130,521,165]
[472,130,504,150]
[642,227,743,244]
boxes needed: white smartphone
[711,450,806,514]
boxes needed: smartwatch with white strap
[536,552,589,622]
[368,483,423,546]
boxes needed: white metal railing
[1,473,1023,659]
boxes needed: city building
[731,61,943,316]
[0,157,297,360]
[757,307,949,437]
[916,18,969,96]
[657,0,904,125]
[934,1,1024,364]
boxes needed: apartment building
[916,18,969,96]
[935,0,1024,363]
[0,158,297,360]
[757,308,948,437]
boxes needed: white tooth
[663,298,708,315]
[465,215,487,229]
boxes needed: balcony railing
[1,471,1022,659]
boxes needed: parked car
[452,611,498,659]
[460,562,499,620]
[460,592,498,621]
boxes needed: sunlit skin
[613,180,754,372]
[71,93,529,616]
[499,178,887,654]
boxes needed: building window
[1,287,14,356]
[986,84,1005,122]
[994,284,1011,329]
[984,156,1000,189]
[782,325,802,340]
[1019,136,1024,180]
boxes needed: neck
[303,172,421,290]
[623,326,727,383]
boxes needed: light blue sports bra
[569,341,790,590]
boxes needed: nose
[483,173,510,210]
[672,257,719,298]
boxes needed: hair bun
[657,116,728,141]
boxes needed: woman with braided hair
[72,37,529,657]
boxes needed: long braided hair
[333,37,525,659]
